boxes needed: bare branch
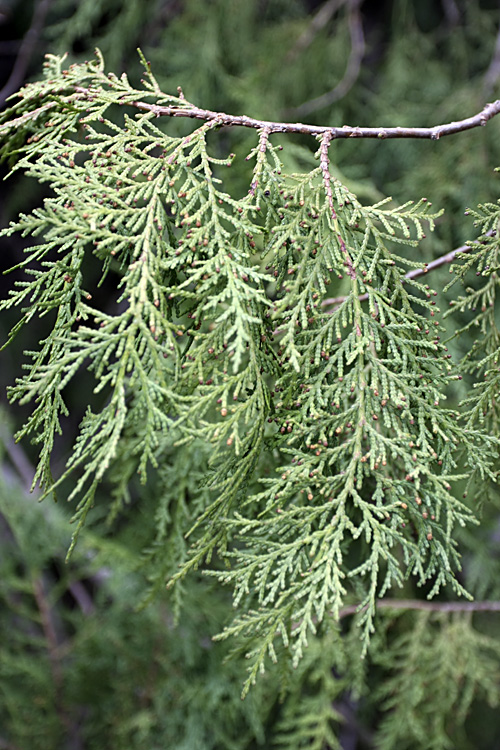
[291,597,500,634]
[484,23,500,95]
[339,598,500,619]
[31,576,86,747]
[0,0,52,108]
[2,432,36,493]
[113,93,500,140]
[290,0,365,117]
[286,0,348,63]
[32,576,64,693]
[0,736,22,750]
[441,0,460,26]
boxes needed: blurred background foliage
[2,0,500,748]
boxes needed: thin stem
[122,95,500,140]
[291,597,500,633]
[484,23,500,94]
[32,576,86,748]
[12,82,500,142]
[319,131,356,279]
[322,233,494,309]
[31,576,65,709]
[0,0,52,108]
[286,0,348,63]
[290,0,365,116]
[339,598,500,619]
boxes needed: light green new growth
[0,50,498,694]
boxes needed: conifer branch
[5,53,499,141]
[319,131,356,279]
[1,6,500,737]
[1,51,499,693]
[321,233,494,309]
[339,598,500,619]
[112,94,500,140]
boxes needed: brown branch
[484,23,500,95]
[32,575,86,748]
[125,96,500,140]
[0,737,22,750]
[339,598,500,619]
[441,0,460,26]
[290,0,365,117]
[66,579,95,615]
[67,84,500,139]
[291,597,500,634]
[1,430,96,618]
[286,0,348,63]
[403,241,473,280]
[0,0,52,108]
[2,432,37,492]
[31,576,66,722]
[321,234,492,309]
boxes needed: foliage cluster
[2,2,500,748]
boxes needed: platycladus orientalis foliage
[1,50,500,695]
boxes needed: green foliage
[0,449,277,749]
[372,610,500,750]
[1,51,494,685]
[446,200,500,439]
[271,624,348,750]
[2,3,500,746]
[2,449,499,749]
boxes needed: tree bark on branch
[122,95,500,140]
